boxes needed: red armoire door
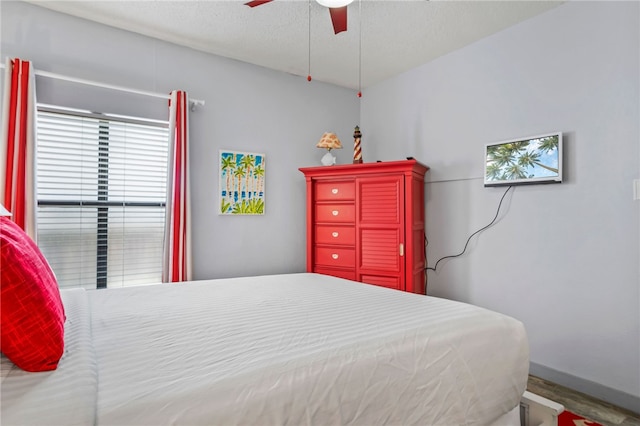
[356,175,405,290]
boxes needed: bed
[1,272,529,426]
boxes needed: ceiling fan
[244,0,353,34]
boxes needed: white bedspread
[1,289,98,425]
[2,273,529,426]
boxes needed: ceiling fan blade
[245,0,273,7]
[328,6,348,34]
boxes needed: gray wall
[1,0,359,280]
[361,1,639,411]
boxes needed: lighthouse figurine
[353,126,363,164]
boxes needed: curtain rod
[0,63,205,107]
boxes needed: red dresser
[299,160,429,294]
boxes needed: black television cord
[425,185,513,273]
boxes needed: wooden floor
[527,375,640,426]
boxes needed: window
[36,105,169,289]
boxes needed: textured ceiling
[24,0,564,90]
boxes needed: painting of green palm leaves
[219,150,265,215]
[485,133,562,186]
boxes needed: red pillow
[1,216,65,372]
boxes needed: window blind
[36,105,169,289]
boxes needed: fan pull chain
[357,0,362,97]
[307,0,312,82]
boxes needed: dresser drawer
[315,181,355,201]
[315,225,355,245]
[314,267,356,281]
[315,204,355,223]
[315,246,355,268]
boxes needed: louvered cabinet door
[356,176,405,290]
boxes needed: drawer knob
[332,232,339,238]
[332,210,339,216]
[332,254,339,259]
[331,188,339,194]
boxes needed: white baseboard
[520,391,565,426]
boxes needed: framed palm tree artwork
[219,150,265,215]
[484,132,563,187]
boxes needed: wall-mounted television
[484,132,563,187]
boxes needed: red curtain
[162,90,192,282]
[1,58,37,239]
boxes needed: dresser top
[299,159,429,178]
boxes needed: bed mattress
[2,273,529,425]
